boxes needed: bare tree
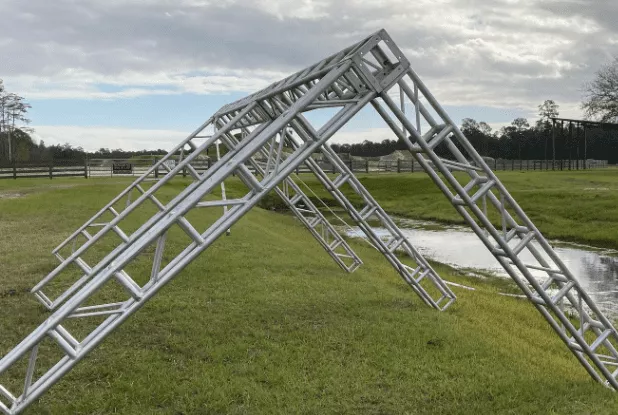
[582,58,618,122]
[7,95,31,161]
[0,81,7,135]
[0,87,32,162]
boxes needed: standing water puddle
[344,219,618,314]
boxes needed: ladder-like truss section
[0,29,616,414]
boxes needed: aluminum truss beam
[1,28,617,415]
[370,68,618,389]
[217,91,452,307]
[279,114,455,310]
[308,146,455,310]
[33,132,362,313]
[209,124,363,273]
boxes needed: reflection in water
[345,219,618,314]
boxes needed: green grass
[1,177,618,414]
[258,169,618,249]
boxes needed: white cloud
[0,0,616,109]
[6,69,286,99]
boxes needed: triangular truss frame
[1,29,618,414]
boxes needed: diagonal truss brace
[312,145,456,310]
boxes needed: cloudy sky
[1,0,616,151]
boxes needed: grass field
[275,169,618,249]
[1,173,618,414]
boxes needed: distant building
[379,150,414,162]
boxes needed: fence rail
[0,158,610,180]
[0,162,87,180]
[488,159,608,171]
[358,159,609,173]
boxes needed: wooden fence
[359,159,609,173]
[488,159,608,171]
[0,161,87,179]
[0,158,610,180]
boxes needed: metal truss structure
[1,29,618,414]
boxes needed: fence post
[12,162,16,179]
[49,161,53,180]
[411,158,415,172]
[84,159,88,178]
[397,159,401,173]
[365,160,369,173]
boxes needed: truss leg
[1,61,377,414]
[217,123,363,273]
[311,146,455,310]
[275,114,455,310]
[373,68,618,388]
[34,121,217,309]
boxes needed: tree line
[0,138,169,164]
[0,80,32,163]
[332,99,618,163]
[329,59,618,162]
[6,100,618,165]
